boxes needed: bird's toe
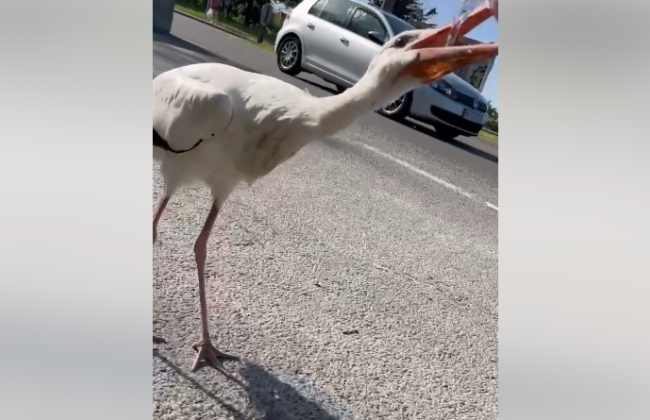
[190,339,240,380]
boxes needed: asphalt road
[153,13,498,420]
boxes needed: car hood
[441,73,486,101]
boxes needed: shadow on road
[242,364,346,420]
[397,118,498,164]
[173,10,250,43]
[154,349,348,420]
[154,32,260,75]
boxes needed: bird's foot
[153,335,166,344]
[191,338,239,379]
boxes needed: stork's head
[360,5,498,106]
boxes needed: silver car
[274,0,489,140]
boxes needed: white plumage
[152,17,498,379]
[154,63,328,198]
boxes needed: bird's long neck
[312,73,401,136]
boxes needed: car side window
[309,0,354,27]
[347,8,387,41]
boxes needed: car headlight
[431,80,457,99]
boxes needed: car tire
[277,35,302,76]
[433,123,461,140]
[378,92,412,120]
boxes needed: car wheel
[433,123,461,140]
[379,92,412,120]
[277,36,302,76]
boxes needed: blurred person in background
[223,0,234,18]
[205,0,222,20]
[257,0,273,43]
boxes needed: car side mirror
[368,31,385,45]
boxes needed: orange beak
[403,4,498,83]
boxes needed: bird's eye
[390,34,415,49]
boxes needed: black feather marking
[153,129,204,154]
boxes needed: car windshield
[380,11,416,36]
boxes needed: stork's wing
[153,71,233,151]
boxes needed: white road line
[356,142,498,212]
[357,142,475,200]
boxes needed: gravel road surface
[153,15,498,420]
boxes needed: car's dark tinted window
[348,8,386,40]
[309,0,354,27]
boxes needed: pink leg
[153,196,170,244]
[190,202,239,378]
[153,196,170,345]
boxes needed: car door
[341,7,388,83]
[301,0,355,82]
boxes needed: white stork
[153,6,498,379]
